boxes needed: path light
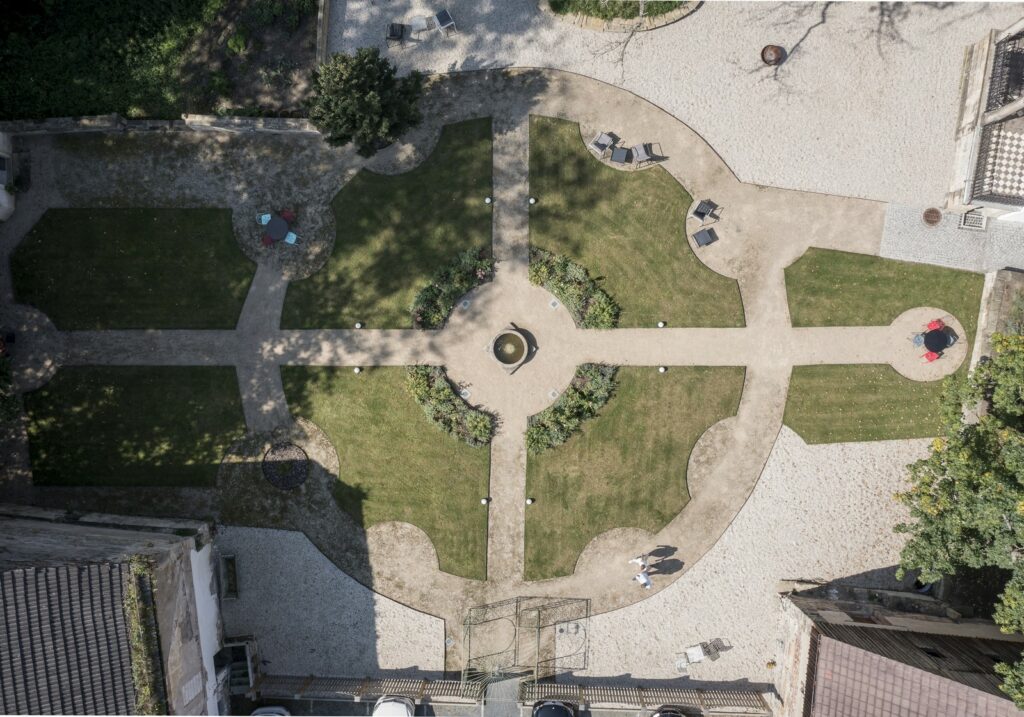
[658,366,667,373]
[657,321,666,328]
[529,197,537,205]
[485,196,493,204]
[526,498,534,505]
[353,367,362,374]
[354,321,363,329]
[481,497,491,505]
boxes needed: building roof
[0,563,137,714]
[806,635,1020,717]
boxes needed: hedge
[527,364,617,453]
[528,248,619,328]
[406,365,494,446]
[412,249,494,329]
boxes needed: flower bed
[406,365,495,446]
[411,248,494,329]
[527,364,617,453]
[528,248,619,328]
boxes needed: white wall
[190,544,224,715]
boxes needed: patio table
[266,216,288,242]
[610,147,630,164]
[923,329,949,353]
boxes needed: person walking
[633,570,652,590]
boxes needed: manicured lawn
[24,367,246,487]
[548,0,681,19]
[784,249,985,442]
[529,116,744,328]
[12,208,254,330]
[283,118,493,329]
[524,366,745,580]
[281,366,490,579]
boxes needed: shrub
[411,249,494,329]
[308,48,424,154]
[526,364,617,453]
[406,366,494,446]
[226,29,248,55]
[0,357,19,423]
[529,248,619,329]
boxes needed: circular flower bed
[262,442,310,490]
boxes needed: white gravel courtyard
[215,526,445,677]
[330,0,1024,205]
[576,428,925,691]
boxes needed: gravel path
[881,204,1024,272]
[575,427,925,691]
[215,526,445,677]
[330,0,1024,205]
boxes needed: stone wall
[0,113,319,137]
[315,0,331,66]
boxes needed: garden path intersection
[0,70,970,670]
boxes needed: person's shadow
[649,544,677,560]
[648,558,684,576]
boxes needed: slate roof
[0,563,137,714]
[806,635,1020,717]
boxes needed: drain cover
[549,299,560,309]
[923,207,942,226]
[459,387,471,399]
[460,299,470,310]
[549,389,559,399]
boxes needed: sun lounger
[632,143,652,166]
[589,132,614,157]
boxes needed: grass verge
[24,366,246,486]
[524,366,744,580]
[282,366,490,579]
[123,557,167,715]
[529,115,744,328]
[12,208,254,330]
[549,0,682,19]
[784,249,985,442]
[283,118,493,329]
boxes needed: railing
[254,675,482,703]
[519,681,772,715]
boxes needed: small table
[924,329,950,353]
[610,147,630,164]
[266,216,289,242]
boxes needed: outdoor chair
[692,199,719,225]
[280,209,297,222]
[258,213,272,225]
[682,644,707,664]
[589,132,614,158]
[910,333,925,347]
[435,9,457,36]
[410,15,435,34]
[693,227,719,248]
[702,638,730,661]
[284,232,298,245]
[260,234,274,247]
[632,143,653,167]
[923,351,941,363]
[386,23,405,47]
[610,146,630,164]
[926,318,945,331]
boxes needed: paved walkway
[0,70,976,674]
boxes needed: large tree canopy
[308,47,423,153]
[897,333,1024,706]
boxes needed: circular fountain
[491,326,530,373]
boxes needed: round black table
[924,329,950,353]
[266,216,289,242]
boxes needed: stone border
[536,0,701,32]
[0,113,317,136]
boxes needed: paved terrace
[0,70,970,675]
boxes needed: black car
[531,700,577,717]
[651,707,686,717]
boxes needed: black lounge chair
[386,23,405,47]
[692,199,719,225]
[693,227,719,247]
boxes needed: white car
[373,695,415,716]
[251,708,290,717]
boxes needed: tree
[896,333,1024,706]
[307,48,423,154]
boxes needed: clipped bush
[411,249,494,329]
[529,248,620,328]
[526,364,617,453]
[406,366,494,446]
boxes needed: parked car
[373,695,415,716]
[531,701,577,717]
[651,707,686,717]
[250,707,290,717]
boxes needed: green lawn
[283,118,493,329]
[524,366,745,580]
[784,249,985,443]
[12,208,254,330]
[281,367,490,579]
[24,366,246,487]
[529,116,744,328]
[548,0,681,19]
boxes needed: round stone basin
[492,327,529,372]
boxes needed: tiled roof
[0,563,137,714]
[807,635,1020,717]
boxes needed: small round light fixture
[528,197,537,205]
[485,196,493,205]
[481,497,491,505]
[354,321,363,329]
[526,497,534,505]
[658,366,667,373]
[353,367,362,374]
[657,321,666,328]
